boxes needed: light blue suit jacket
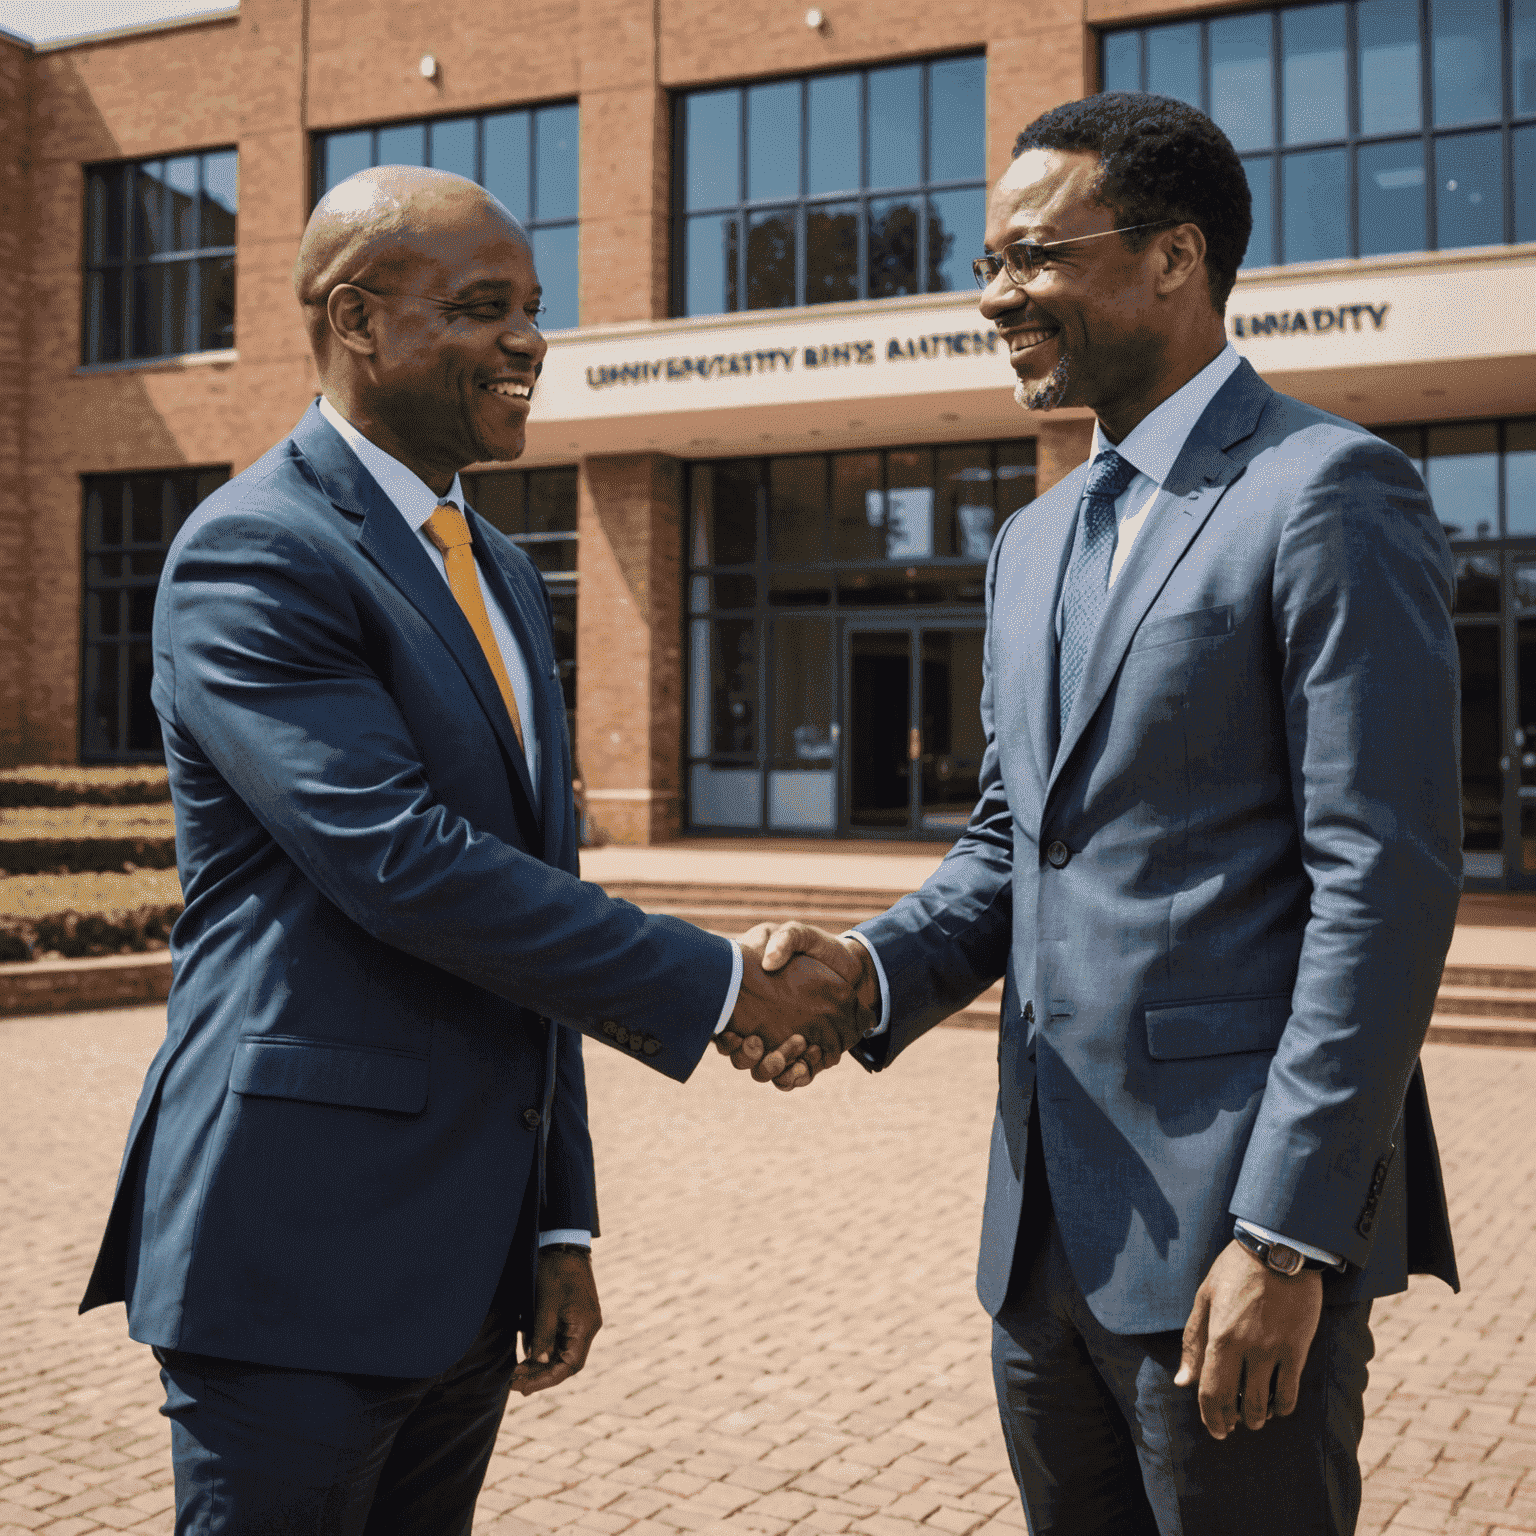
[853,361,1461,1332]
[81,404,734,1376]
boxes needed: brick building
[0,0,1532,876]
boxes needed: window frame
[81,148,239,367]
[1099,1,1535,266]
[670,53,988,317]
[79,467,231,762]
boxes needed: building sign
[1231,303,1389,339]
[585,329,1000,391]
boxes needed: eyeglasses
[970,221,1177,291]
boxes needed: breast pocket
[1133,604,1234,650]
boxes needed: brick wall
[0,35,33,763]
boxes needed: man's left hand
[1174,1239,1323,1439]
[510,1247,602,1396]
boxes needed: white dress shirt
[317,400,743,1248]
[848,349,1343,1270]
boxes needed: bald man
[80,167,865,1534]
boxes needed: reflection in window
[1381,418,1535,540]
[83,151,237,364]
[314,104,580,329]
[675,55,986,315]
[1103,0,1534,263]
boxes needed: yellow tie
[423,502,526,755]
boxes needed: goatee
[1015,354,1071,412]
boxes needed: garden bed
[0,869,182,961]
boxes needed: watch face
[1267,1243,1305,1276]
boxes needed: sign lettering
[1232,302,1389,339]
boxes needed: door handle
[909,727,922,761]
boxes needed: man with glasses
[80,165,867,1532]
[735,92,1461,1534]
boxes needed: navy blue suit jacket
[81,403,733,1377]
[853,363,1461,1332]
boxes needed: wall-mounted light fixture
[419,53,439,80]
[805,9,825,29]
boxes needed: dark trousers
[991,1109,1374,1536]
[155,1199,536,1533]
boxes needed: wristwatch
[1232,1223,1329,1276]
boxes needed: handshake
[716,922,882,1091]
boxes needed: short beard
[1014,352,1071,412]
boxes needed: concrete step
[1432,984,1536,1021]
[1426,1014,1536,1049]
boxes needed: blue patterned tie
[1057,448,1138,743]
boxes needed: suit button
[1023,1001,1035,1025]
[601,1021,619,1038]
[643,1039,661,1057]
[1046,841,1071,868]
[612,1025,630,1045]
[629,1035,645,1053]
[523,1108,542,1130]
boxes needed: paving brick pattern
[2,1007,1533,1535]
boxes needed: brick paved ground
[2,1007,1533,1535]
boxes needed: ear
[326,283,378,357]
[1154,222,1208,297]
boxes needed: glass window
[1211,13,1275,152]
[748,82,800,202]
[1105,0,1534,263]
[687,440,1033,832]
[1282,4,1348,144]
[1358,139,1426,254]
[1242,156,1278,266]
[869,64,922,190]
[1358,0,1422,134]
[1517,0,1536,114]
[1103,30,1142,91]
[1282,148,1349,260]
[1435,130,1504,249]
[1432,0,1502,125]
[315,103,579,328]
[1427,424,1500,539]
[81,469,229,759]
[82,151,237,365]
[1507,421,1536,535]
[1147,22,1203,108]
[807,73,861,197]
[675,55,986,315]
[928,56,986,183]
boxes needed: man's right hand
[718,923,879,1089]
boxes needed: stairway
[599,880,1536,1047]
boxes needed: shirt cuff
[713,940,744,1035]
[842,930,891,1037]
[1234,1219,1344,1271]
[539,1229,591,1248]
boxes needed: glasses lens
[971,256,998,289]
[1003,243,1037,286]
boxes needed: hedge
[0,765,171,808]
[0,870,183,961]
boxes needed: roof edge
[26,6,238,53]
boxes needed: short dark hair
[1013,92,1251,311]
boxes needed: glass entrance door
[843,621,985,836]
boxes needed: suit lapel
[290,404,542,838]
[1047,363,1272,796]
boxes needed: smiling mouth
[483,380,534,402]
[1003,326,1060,353]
